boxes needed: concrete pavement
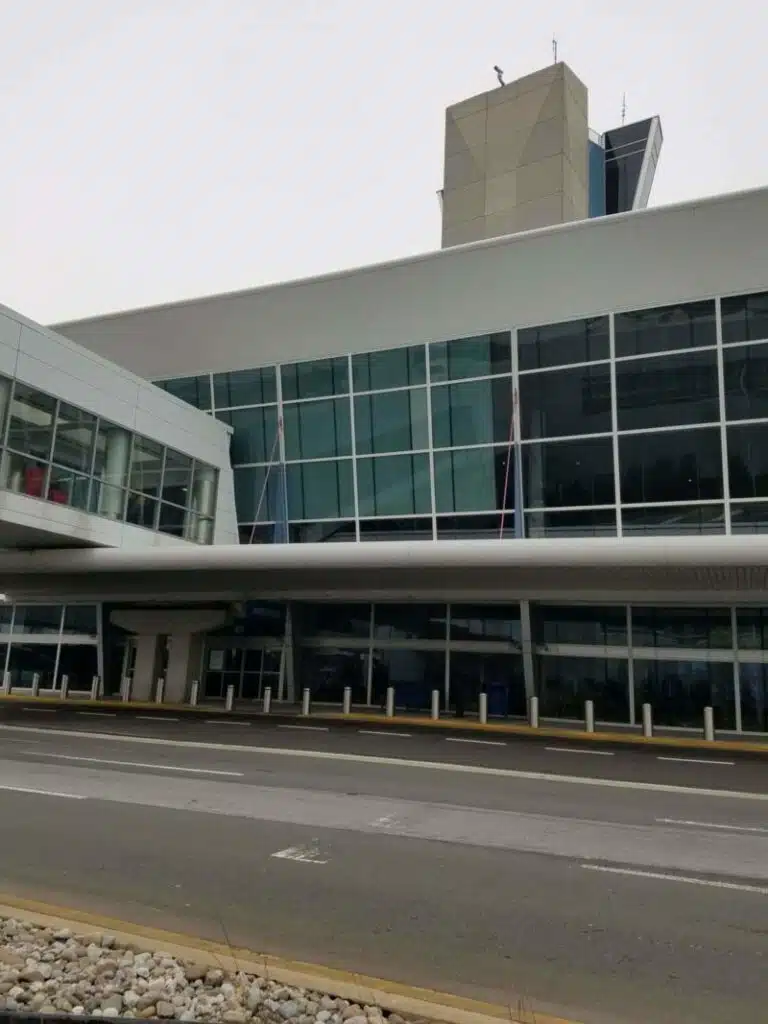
[0,719,765,1024]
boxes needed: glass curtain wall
[0,376,219,543]
[0,603,100,690]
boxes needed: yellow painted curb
[0,895,579,1024]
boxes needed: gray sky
[0,0,762,323]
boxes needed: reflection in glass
[357,454,431,516]
[299,603,371,639]
[616,350,719,430]
[429,333,511,382]
[535,605,627,646]
[92,423,130,520]
[212,367,276,408]
[286,460,354,520]
[8,644,58,688]
[537,656,629,722]
[525,508,617,537]
[157,376,212,410]
[128,436,163,497]
[614,300,716,357]
[738,662,768,733]
[371,649,444,711]
[288,521,356,543]
[523,436,614,508]
[619,428,723,503]
[355,389,429,454]
[359,518,433,540]
[52,403,96,473]
[736,608,768,650]
[450,651,526,718]
[518,316,609,371]
[281,357,348,401]
[432,378,512,448]
[161,448,192,506]
[633,659,735,729]
[731,502,768,533]
[373,604,447,641]
[284,398,352,460]
[352,346,426,391]
[5,384,56,460]
[436,514,518,539]
[723,343,768,421]
[219,406,278,464]
[299,647,368,705]
[63,606,98,636]
[1,453,49,499]
[728,422,768,499]
[520,365,611,439]
[721,291,768,345]
[434,447,513,514]
[47,465,90,511]
[13,605,62,635]
[622,504,725,535]
[126,491,158,530]
[234,466,280,523]
[450,605,521,643]
[630,607,732,649]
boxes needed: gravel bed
[0,918,416,1023]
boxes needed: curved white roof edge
[0,536,767,576]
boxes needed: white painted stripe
[545,747,615,757]
[21,708,57,713]
[21,752,244,778]
[445,737,506,747]
[204,719,250,726]
[0,783,85,800]
[278,725,330,732]
[136,716,180,722]
[76,712,117,718]
[359,730,412,738]
[657,756,735,766]
[271,845,328,865]
[656,818,768,834]
[1,724,766,802]
[582,863,768,895]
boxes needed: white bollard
[703,705,715,743]
[263,686,272,714]
[2,671,10,695]
[301,688,311,716]
[585,699,595,734]
[121,676,132,702]
[528,695,540,729]
[642,702,653,738]
[189,680,199,706]
[385,686,395,718]
[90,675,99,700]
[60,675,69,701]
[155,677,165,704]
[225,684,235,712]
[431,689,440,721]
[31,673,40,698]
[342,686,351,715]
[479,691,488,725]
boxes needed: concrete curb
[0,896,579,1024]
[1,693,767,756]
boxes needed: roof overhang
[0,537,767,605]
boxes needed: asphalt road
[0,718,766,1024]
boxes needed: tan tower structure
[440,62,589,247]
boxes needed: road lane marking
[136,716,179,722]
[204,719,251,726]
[545,747,615,757]
[271,843,327,865]
[278,725,330,732]
[656,818,768,834]
[21,708,57,713]
[0,783,85,800]
[445,737,506,747]
[359,730,412,738]
[1,725,766,802]
[657,756,735,766]
[582,864,768,895]
[76,712,117,717]
[20,752,245,778]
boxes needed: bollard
[585,699,595,734]
[155,677,165,704]
[301,688,311,717]
[431,689,440,721]
[263,686,272,715]
[121,676,132,702]
[528,695,539,729]
[90,675,99,700]
[60,675,69,701]
[479,691,488,725]
[642,702,653,738]
[189,680,199,707]
[342,686,351,715]
[225,684,235,712]
[703,705,715,742]
[2,671,10,695]
[385,686,395,718]
[31,673,40,698]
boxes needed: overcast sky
[0,0,762,323]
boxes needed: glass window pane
[352,346,426,391]
[436,514,518,539]
[281,357,348,401]
[359,517,434,540]
[357,454,431,516]
[373,604,447,641]
[354,389,429,454]
[736,608,768,650]
[212,367,276,408]
[430,333,511,382]
[620,428,723,503]
[57,644,98,691]
[727,422,768,498]
[47,466,91,511]
[614,300,716,357]
[538,656,629,722]
[298,603,371,639]
[128,436,163,497]
[432,377,513,447]
[731,501,768,533]
[284,398,351,460]
[519,365,611,439]
[0,605,12,633]
[535,605,627,645]
[90,423,130,520]
[52,403,96,473]
[0,453,49,498]
[6,384,56,460]
[371,649,445,710]
[723,343,768,421]
[449,650,526,718]
[288,521,356,543]
[633,659,735,730]
[234,465,283,522]
[13,605,62,634]
[299,647,368,705]
[63,605,98,636]
[157,376,212,410]
[622,503,725,535]
[8,643,58,688]
[737,662,768,733]
[434,447,513,514]
[126,492,158,530]
[286,460,354,520]
[158,502,185,537]
[631,607,732,649]
[616,350,719,431]
[721,291,768,345]
[518,316,609,370]
[450,604,521,643]
[525,508,617,537]
[162,448,193,506]
[524,436,614,508]
[218,406,278,464]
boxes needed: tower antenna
[552,34,558,63]
[621,92,627,125]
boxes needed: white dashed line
[656,818,768,834]
[582,863,768,895]
[445,737,506,747]
[545,746,615,757]
[136,715,179,722]
[359,730,412,738]
[657,756,735,766]
[21,708,57,713]
[0,784,86,800]
[76,712,117,718]
[22,752,244,777]
[278,724,330,732]
[204,719,251,726]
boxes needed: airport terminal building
[0,62,767,733]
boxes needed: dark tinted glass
[283,398,351,460]
[525,508,617,537]
[288,521,356,543]
[158,376,211,410]
[450,605,521,643]
[727,422,768,498]
[614,300,716,357]
[286,460,354,520]
[518,316,609,370]
[234,465,283,522]
[430,333,511,381]
[519,364,611,439]
[357,454,431,516]
[619,428,723,503]
[721,291,768,345]
[633,659,735,729]
[537,656,629,722]
[281,357,348,400]
[736,608,768,649]
[434,447,513,514]
[372,604,447,641]
[737,662,768,732]
[219,406,278,465]
[62,605,98,636]
[731,501,768,533]
[52,403,96,474]
[7,384,56,460]
[372,649,445,710]
[352,346,426,391]
[723,344,768,421]
[359,518,433,540]
[57,644,98,690]
[603,119,653,214]
[212,367,276,407]
[436,514,518,539]
[13,605,62,634]
[622,503,725,535]
[630,607,732,649]
[536,605,627,646]
[354,389,429,454]
[432,377,513,447]
[616,349,718,430]
[299,603,371,639]
[523,437,614,508]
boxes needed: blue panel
[588,141,606,218]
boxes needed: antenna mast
[621,92,627,125]
[552,34,558,63]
